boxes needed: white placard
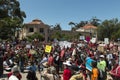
[104,38,109,44]
[26,44,31,49]
[90,38,96,43]
[80,36,85,40]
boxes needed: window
[40,28,44,33]
[29,28,34,32]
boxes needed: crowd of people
[0,39,120,80]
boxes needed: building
[20,19,50,42]
[76,24,97,38]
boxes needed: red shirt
[63,68,71,80]
[48,56,54,66]
[60,50,65,59]
[8,72,22,80]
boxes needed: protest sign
[26,44,31,49]
[104,38,109,44]
[45,45,52,53]
[80,36,85,40]
[90,38,96,43]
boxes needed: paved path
[0,71,41,80]
[0,70,113,80]
[0,71,61,80]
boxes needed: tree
[75,21,88,28]
[0,0,26,21]
[97,18,120,40]
[69,21,88,31]
[51,31,62,40]
[52,24,62,30]
[90,17,101,26]
[68,21,76,31]
[0,0,26,40]
[27,32,44,42]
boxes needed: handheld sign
[45,45,52,53]
[104,38,109,44]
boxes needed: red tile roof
[82,24,97,29]
[26,19,44,25]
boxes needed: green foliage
[51,31,62,40]
[50,31,80,41]
[0,0,26,40]
[69,17,100,31]
[69,17,120,41]
[27,32,44,42]
[52,24,62,30]
[90,17,101,26]
[97,18,120,40]
[111,29,120,40]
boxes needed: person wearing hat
[8,66,21,80]
[63,61,72,80]
[97,55,107,80]
[97,55,106,72]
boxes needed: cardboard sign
[45,45,52,53]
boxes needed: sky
[19,0,120,30]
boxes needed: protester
[91,61,99,80]
[97,55,107,80]
[26,70,38,80]
[63,60,72,80]
[1,39,120,80]
[70,71,85,80]
[8,66,21,80]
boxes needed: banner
[45,45,52,53]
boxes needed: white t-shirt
[9,75,19,80]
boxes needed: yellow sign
[45,45,52,53]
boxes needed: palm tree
[90,17,101,26]
[68,22,76,31]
